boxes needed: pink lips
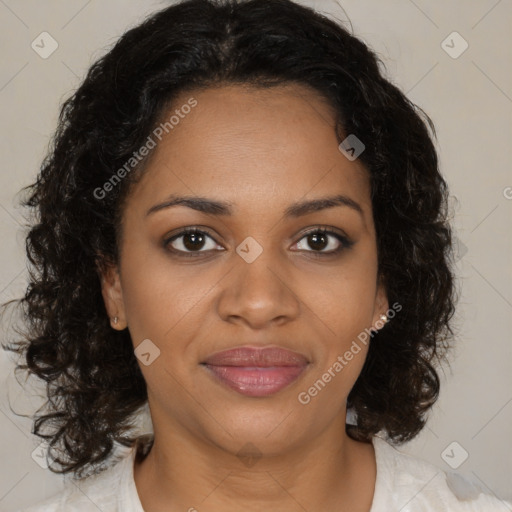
[202,346,309,397]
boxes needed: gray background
[0,0,511,510]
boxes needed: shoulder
[371,434,511,512]
[14,444,139,512]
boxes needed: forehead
[127,83,372,223]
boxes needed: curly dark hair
[2,0,457,479]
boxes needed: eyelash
[163,226,354,259]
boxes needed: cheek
[119,246,220,346]
[297,263,377,383]
[305,260,377,332]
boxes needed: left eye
[293,229,351,254]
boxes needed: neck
[133,414,376,512]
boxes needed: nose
[216,246,301,330]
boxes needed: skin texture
[101,83,389,512]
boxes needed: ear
[371,274,389,332]
[97,259,127,330]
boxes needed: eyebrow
[145,194,364,219]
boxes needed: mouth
[201,346,309,397]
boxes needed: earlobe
[98,262,127,330]
[372,276,389,331]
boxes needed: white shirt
[16,434,511,511]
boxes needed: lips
[203,347,309,367]
[202,346,309,397]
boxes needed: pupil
[309,233,327,251]
[184,232,205,251]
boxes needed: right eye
[164,228,224,257]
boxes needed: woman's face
[102,83,388,456]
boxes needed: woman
[3,0,509,510]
